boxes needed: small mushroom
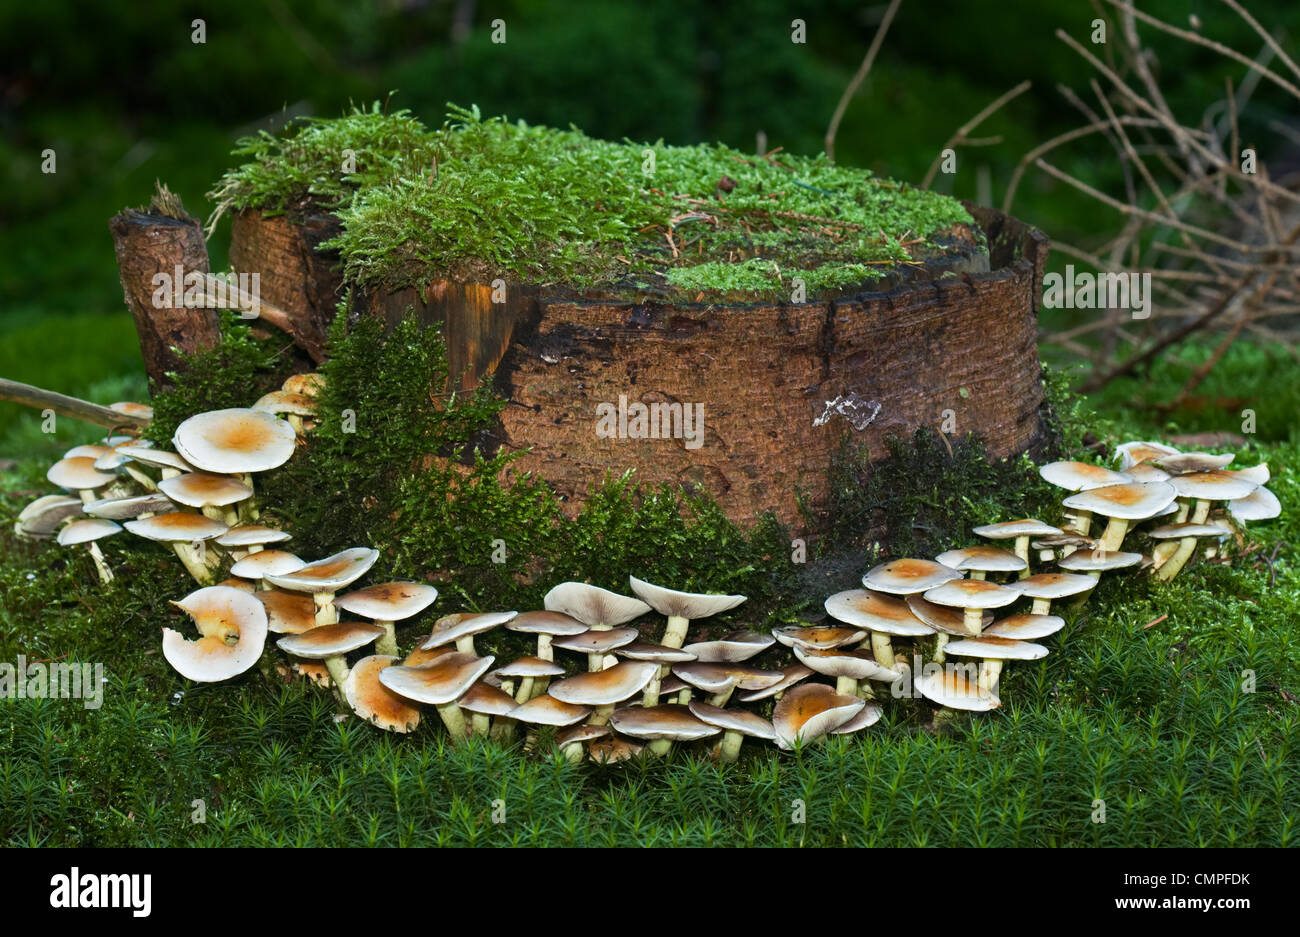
[626,576,745,649]
[1148,522,1232,579]
[56,518,121,582]
[1039,461,1133,533]
[1061,481,1177,553]
[47,456,118,504]
[823,589,934,670]
[252,390,317,435]
[228,549,306,589]
[920,579,1020,639]
[83,493,174,521]
[124,511,229,584]
[337,581,439,656]
[213,524,292,559]
[608,704,720,754]
[421,610,517,656]
[556,724,612,762]
[771,684,865,750]
[737,664,813,703]
[508,693,592,730]
[687,700,776,762]
[1156,472,1259,580]
[772,624,865,651]
[1056,547,1143,582]
[552,626,638,671]
[971,519,1063,575]
[15,495,83,538]
[378,652,495,741]
[493,656,566,703]
[547,661,659,725]
[344,655,421,733]
[934,544,1027,581]
[173,407,298,521]
[459,681,519,737]
[1115,440,1180,469]
[911,663,1000,712]
[276,620,385,692]
[163,585,268,682]
[158,472,253,526]
[671,661,785,708]
[505,610,588,670]
[1227,487,1281,523]
[982,613,1066,640]
[257,589,318,634]
[1007,572,1097,615]
[861,557,961,595]
[264,547,380,626]
[942,635,1049,696]
[680,630,774,663]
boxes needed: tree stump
[109,207,221,389]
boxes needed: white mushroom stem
[978,660,1002,695]
[374,620,398,657]
[491,716,516,741]
[455,636,477,655]
[969,570,987,581]
[933,634,949,663]
[661,614,691,648]
[77,488,97,505]
[122,465,158,491]
[436,703,469,741]
[870,632,895,669]
[323,655,350,691]
[87,543,113,583]
[588,703,615,726]
[1067,509,1092,536]
[1156,499,1211,582]
[173,543,213,585]
[515,677,535,704]
[963,608,983,635]
[1013,535,1031,576]
[314,593,338,627]
[710,685,737,708]
[470,713,491,736]
[562,740,585,762]
[718,731,744,763]
[1154,500,1191,565]
[647,739,672,757]
[1098,517,1131,553]
[1031,598,1052,615]
[835,676,859,697]
[586,622,611,671]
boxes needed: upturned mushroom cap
[792,646,900,681]
[506,609,588,637]
[1225,463,1270,485]
[922,579,1021,610]
[214,524,292,548]
[458,681,519,717]
[420,610,518,650]
[47,456,117,492]
[1227,487,1281,522]
[772,624,866,650]
[125,511,229,542]
[983,613,1066,640]
[276,621,385,658]
[1146,522,1231,540]
[1008,572,1097,600]
[823,589,935,637]
[1038,460,1131,491]
[158,472,254,508]
[265,547,380,593]
[508,693,591,726]
[615,642,698,664]
[862,558,961,595]
[547,661,659,706]
[1115,440,1180,469]
[16,495,83,536]
[229,549,306,579]
[672,662,786,694]
[934,545,1027,574]
[942,636,1049,660]
[687,701,777,740]
[552,627,639,655]
[337,581,439,622]
[544,582,651,627]
[738,664,814,702]
[626,576,746,620]
[114,446,193,472]
[1056,548,1143,571]
[84,493,175,520]
[109,400,154,420]
[972,518,1063,539]
[56,518,122,545]
[163,585,269,682]
[344,655,421,733]
[904,594,989,636]
[252,390,317,417]
[772,684,865,749]
[608,704,720,741]
[173,408,297,474]
[1154,452,1234,474]
[257,589,318,634]
[831,702,884,734]
[912,666,1000,711]
[1062,481,1177,520]
[378,652,495,706]
[681,630,775,662]
[1168,471,1258,503]
[493,656,566,678]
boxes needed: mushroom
[911,662,1000,712]
[1227,487,1281,523]
[544,582,650,635]
[15,495,83,539]
[1115,440,1180,469]
[671,661,786,709]
[493,656,566,703]
[792,645,899,699]
[982,613,1066,640]
[1155,472,1259,581]
[377,652,495,741]
[505,610,588,678]
[213,524,292,559]
[163,585,268,682]
[459,681,519,737]
[1153,452,1235,474]
[1007,572,1097,615]
[344,655,421,733]
[56,518,121,582]
[830,701,884,736]
[47,456,118,504]
[772,624,865,651]
[1056,547,1143,582]
[228,549,306,589]
[547,660,659,725]
[556,724,612,762]
[508,693,592,734]
[252,390,317,436]
[276,621,385,692]
[114,445,193,482]
[971,519,1063,575]
[862,557,961,596]
[934,544,1027,581]
[681,629,773,662]
[737,664,813,704]
[919,579,1020,641]
[421,610,518,656]
[687,700,776,762]
[264,547,380,626]
[626,576,746,649]
[172,407,298,520]
[771,684,865,750]
[588,736,645,764]
[281,372,325,397]
[615,642,698,706]
[942,635,1049,696]
[552,626,638,671]
[157,472,253,526]
[336,581,439,657]
[1061,481,1177,553]
[1038,461,1133,534]
[83,493,174,521]
[1148,522,1232,579]
[109,400,154,421]
[124,511,229,584]
[257,589,318,634]
[608,704,720,754]
[823,588,934,670]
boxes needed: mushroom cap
[1030,533,1099,551]
[831,702,884,734]
[557,723,612,747]
[1154,452,1234,474]
[658,674,690,696]
[1123,462,1172,483]
[1062,481,1177,520]
[289,658,332,687]
[861,558,961,595]
[276,621,385,658]
[336,581,439,622]
[824,589,935,637]
[214,524,292,548]
[216,576,257,593]
[912,666,1000,711]
[588,736,644,763]
[56,518,122,545]
[772,684,865,749]
[1145,521,1232,540]
[257,589,318,634]
[934,545,1027,574]
[172,407,297,474]
[282,373,325,397]
[265,547,380,593]
[984,613,1066,640]
[229,549,306,579]
[378,652,495,706]
[420,610,518,649]
[1008,572,1097,600]
[158,472,254,508]
[344,655,421,733]
[792,646,900,682]
[506,609,589,637]
[252,390,317,416]
[1056,548,1143,571]
[615,642,698,664]
[1225,463,1270,486]
[109,400,154,419]
[972,518,1063,539]
[738,664,814,702]
[547,661,659,706]
[125,511,229,542]
[115,446,194,472]
[608,704,720,741]
[16,495,84,536]
[47,456,117,491]
[904,594,990,636]
[772,624,866,650]
[163,585,269,682]
[458,681,519,717]
[404,644,454,668]
[680,629,774,662]
[1168,470,1258,503]
[544,582,651,627]
[1038,460,1131,491]
[508,693,591,726]
[922,578,1021,610]
[687,700,777,740]
[1227,486,1281,522]
[1115,440,1180,469]
[942,636,1049,660]
[84,493,175,520]
[626,575,746,620]
[552,626,639,655]
[63,443,114,461]
[493,656,566,678]
[672,661,786,693]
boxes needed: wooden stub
[109,209,221,388]
[229,209,345,362]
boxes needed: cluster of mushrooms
[13,377,1281,763]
